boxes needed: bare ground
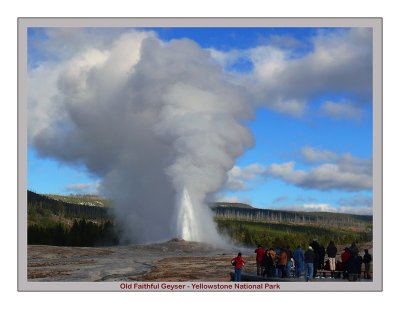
[27,239,372,282]
[27,239,253,282]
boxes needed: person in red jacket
[254,244,265,276]
[341,247,351,279]
[231,252,246,282]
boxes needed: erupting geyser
[177,187,199,241]
[28,29,253,244]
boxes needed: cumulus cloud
[265,160,372,192]
[224,164,265,191]
[224,147,372,193]
[320,100,364,120]
[301,146,338,163]
[210,28,372,116]
[28,28,254,244]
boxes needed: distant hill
[27,190,372,228]
[28,190,109,222]
[45,193,110,207]
[211,201,372,227]
[210,202,254,209]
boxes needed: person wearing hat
[304,246,315,282]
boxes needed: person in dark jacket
[347,242,360,280]
[231,252,246,282]
[326,241,338,278]
[349,242,359,257]
[363,249,372,279]
[293,245,305,278]
[318,244,326,271]
[262,248,276,278]
[310,239,320,278]
[304,246,315,282]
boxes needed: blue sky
[27,27,373,214]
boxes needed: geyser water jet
[177,187,199,241]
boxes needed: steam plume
[28,29,253,244]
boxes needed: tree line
[215,218,372,249]
[212,205,372,229]
[28,219,119,247]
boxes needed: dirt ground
[27,239,253,282]
[27,239,371,282]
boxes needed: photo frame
[18,17,382,292]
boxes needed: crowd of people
[231,240,372,282]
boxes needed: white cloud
[224,148,372,193]
[209,28,372,117]
[265,160,372,192]
[320,100,364,120]
[224,164,265,191]
[301,146,338,163]
[276,203,372,215]
[278,203,336,213]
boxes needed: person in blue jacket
[293,245,305,278]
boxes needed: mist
[28,29,254,244]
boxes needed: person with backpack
[254,244,265,276]
[231,252,246,282]
[326,241,338,278]
[363,249,372,279]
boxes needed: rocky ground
[27,239,372,282]
[28,239,254,282]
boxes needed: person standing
[326,241,338,278]
[286,245,293,278]
[363,249,372,279]
[293,245,305,278]
[254,244,265,276]
[349,242,359,257]
[310,239,320,278]
[318,244,326,271]
[304,246,315,282]
[262,248,275,278]
[341,247,350,279]
[277,248,288,278]
[231,252,246,282]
